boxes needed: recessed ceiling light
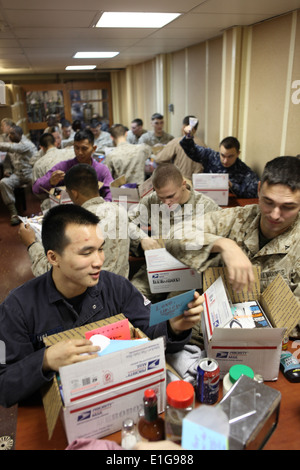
[65,65,96,70]
[74,52,119,58]
[96,12,181,28]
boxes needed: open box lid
[203,267,300,336]
[110,174,153,199]
[41,314,144,439]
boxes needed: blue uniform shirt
[0,270,190,407]
[180,137,259,198]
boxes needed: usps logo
[152,274,159,279]
[77,411,91,422]
[148,359,160,370]
[216,352,228,359]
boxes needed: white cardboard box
[192,173,228,205]
[201,267,300,381]
[42,316,166,442]
[110,175,153,209]
[145,247,202,293]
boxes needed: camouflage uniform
[138,130,174,147]
[165,204,300,298]
[154,136,204,180]
[129,188,220,301]
[105,142,152,184]
[28,197,130,278]
[165,204,300,345]
[0,135,37,206]
[94,131,113,154]
[127,129,147,145]
[32,147,75,182]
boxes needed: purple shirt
[32,157,113,201]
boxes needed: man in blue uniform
[0,204,203,408]
[180,125,259,198]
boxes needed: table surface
[7,195,299,451]
[12,342,300,451]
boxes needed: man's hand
[211,238,255,292]
[49,170,65,186]
[42,339,100,372]
[169,291,203,335]
[183,125,196,139]
[141,237,162,251]
[18,223,36,248]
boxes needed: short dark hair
[219,136,240,152]
[131,118,143,127]
[61,120,71,128]
[42,204,99,255]
[40,132,55,148]
[65,164,99,197]
[109,124,127,138]
[261,156,300,191]
[182,115,199,130]
[151,113,163,121]
[10,125,23,137]
[74,128,94,145]
[152,163,183,189]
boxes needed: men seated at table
[164,156,300,341]
[128,163,220,302]
[0,204,203,407]
[180,125,259,198]
[19,163,130,278]
[0,125,37,225]
[105,123,151,184]
[32,129,113,202]
[154,115,205,180]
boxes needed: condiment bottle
[165,380,194,443]
[138,389,165,441]
[121,418,138,450]
[222,364,254,396]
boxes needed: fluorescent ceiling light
[65,65,96,70]
[74,52,119,58]
[96,12,181,28]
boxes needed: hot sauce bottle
[138,388,165,441]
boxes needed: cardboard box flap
[41,376,63,440]
[212,326,286,345]
[203,266,261,304]
[43,314,129,347]
[260,274,300,335]
[110,175,126,188]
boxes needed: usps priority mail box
[201,267,300,381]
[193,173,228,206]
[145,247,202,293]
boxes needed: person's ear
[257,181,261,197]
[47,250,60,267]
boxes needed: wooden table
[12,342,300,451]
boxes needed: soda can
[196,357,220,404]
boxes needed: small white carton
[145,247,202,293]
[110,175,153,209]
[192,173,228,205]
[201,267,300,381]
[42,315,166,443]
